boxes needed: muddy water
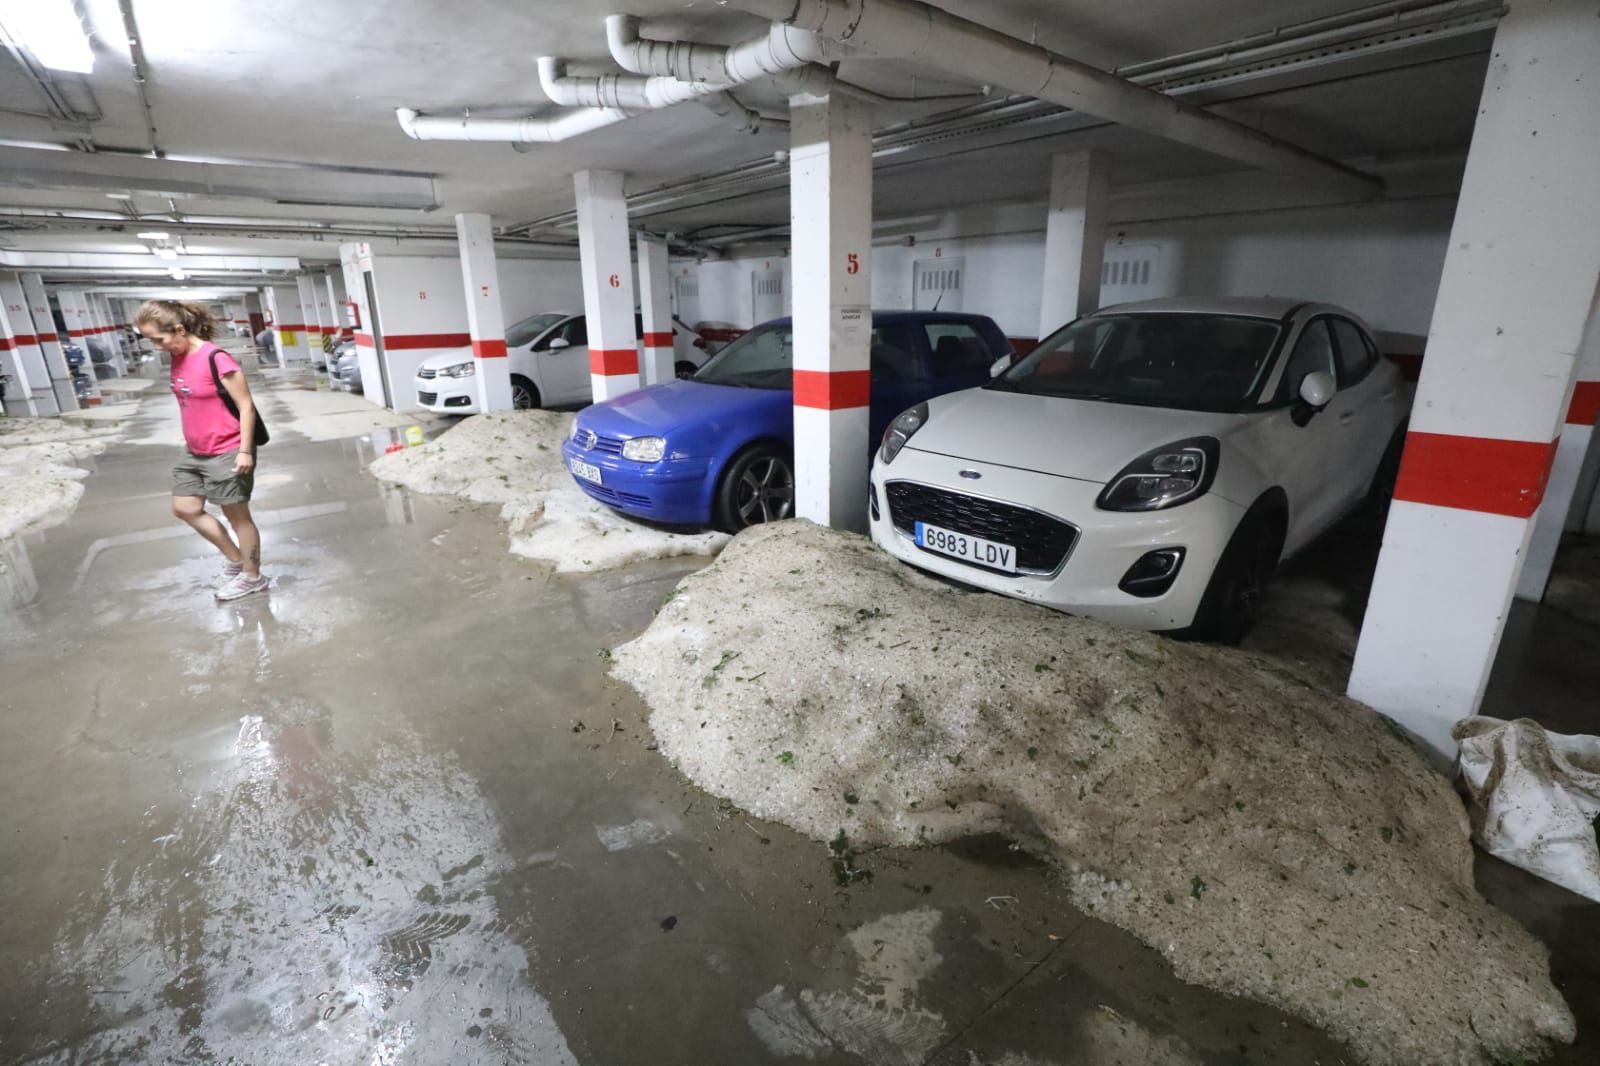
[1,396,1583,1065]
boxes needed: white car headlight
[438,361,476,378]
[1098,437,1220,511]
[879,403,929,466]
[622,436,666,463]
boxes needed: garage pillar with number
[791,91,874,531]
[574,169,639,403]
[0,272,53,416]
[455,212,513,411]
[19,272,75,412]
[266,283,309,364]
[1038,149,1110,338]
[1346,0,1600,757]
[636,232,674,386]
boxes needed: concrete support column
[296,275,325,359]
[1038,149,1110,338]
[267,283,308,364]
[637,232,674,386]
[574,169,639,402]
[455,212,513,411]
[0,273,51,416]
[1517,303,1600,600]
[244,291,266,336]
[790,91,873,531]
[19,273,75,411]
[1347,0,1600,758]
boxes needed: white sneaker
[215,573,269,601]
[222,560,243,579]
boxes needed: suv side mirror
[1291,370,1335,426]
[547,336,571,351]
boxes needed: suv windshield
[507,312,568,349]
[693,324,795,389]
[994,313,1283,411]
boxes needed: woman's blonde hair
[135,299,217,341]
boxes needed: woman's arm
[220,369,257,474]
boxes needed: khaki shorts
[173,450,255,504]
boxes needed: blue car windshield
[993,313,1282,412]
[693,325,795,389]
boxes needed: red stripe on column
[1566,381,1600,426]
[0,337,13,351]
[12,335,38,346]
[794,370,871,410]
[381,332,471,350]
[354,333,375,348]
[472,339,507,358]
[642,331,673,348]
[38,332,58,342]
[589,348,639,376]
[1393,431,1559,519]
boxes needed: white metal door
[673,273,700,325]
[1099,244,1161,305]
[913,257,964,311]
[752,270,784,324]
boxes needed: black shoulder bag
[209,349,270,448]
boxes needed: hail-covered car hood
[908,386,1244,483]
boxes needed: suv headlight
[622,436,666,462]
[439,361,476,378]
[1097,437,1220,511]
[879,403,929,466]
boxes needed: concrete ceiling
[0,0,1497,281]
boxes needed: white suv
[869,297,1411,642]
[414,311,702,414]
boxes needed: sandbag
[1454,716,1600,901]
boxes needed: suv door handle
[1338,410,1356,425]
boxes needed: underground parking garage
[1,0,1599,1062]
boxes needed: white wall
[684,194,1455,345]
[497,257,583,323]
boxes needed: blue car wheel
[714,445,795,532]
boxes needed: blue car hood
[579,379,791,447]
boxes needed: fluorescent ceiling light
[105,192,133,199]
[169,268,187,280]
[136,231,169,240]
[153,247,178,259]
[0,0,95,73]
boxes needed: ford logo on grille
[579,429,598,450]
[958,469,982,480]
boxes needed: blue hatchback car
[562,311,1012,531]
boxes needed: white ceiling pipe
[394,105,633,143]
[606,14,845,84]
[537,56,719,111]
[731,0,1382,196]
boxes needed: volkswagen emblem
[959,469,982,480]
[579,429,598,450]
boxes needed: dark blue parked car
[562,310,1012,531]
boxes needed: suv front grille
[885,481,1077,574]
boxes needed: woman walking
[136,299,269,601]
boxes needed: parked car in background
[413,311,698,415]
[563,311,1013,531]
[330,340,361,393]
[868,297,1411,643]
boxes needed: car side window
[870,325,922,383]
[1330,317,1377,387]
[1275,319,1335,403]
[562,317,588,347]
[923,322,994,376]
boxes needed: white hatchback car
[868,297,1411,642]
[414,311,703,414]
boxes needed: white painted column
[1038,149,1110,338]
[296,275,325,361]
[574,169,640,402]
[57,291,102,404]
[19,273,76,411]
[1347,0,1600,758]
[243,291,266,337]
[0,273,49,415]
[455,212,513,411]
[636,232,674,386]
[266,283,308,364]
[790,91,874,531]
[1516,302,1600,601]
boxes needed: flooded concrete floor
[1,388,1596,1065]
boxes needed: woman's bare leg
[173,495,241,562]
[220,501,261,578]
